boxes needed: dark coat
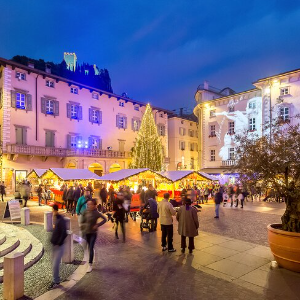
[176,205,199,237]
[144,198,159,219]
[100,188,108,202]
[66,188,74,201]
[214,192,223,204]
[145,189,157,201]
[113,198,126,221]
[73,187,81,201]
[51,214,67,246]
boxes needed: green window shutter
[16,127,23,144]
[23,128,27,145]
[99,138,102,150]
[98,110,102,124]
[116,115,120,128]
[131,118,134,131]
[78,106,82,120]
[67,134,71,148]
[88,137,93,148]
[89,108,93,123]
[11,90,16,108]
[51,132,55,147]
[124,117,127,129]
[76,136,82,145]
[54,101,59,116]
[26,94,32,111]
[162,126,165,136]
[67,103,71,118]
[41,97,46,114]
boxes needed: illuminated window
[92,109,99,123]
[210,110,216,118]
[249,118,256,131]
[133,120,139,131]
[189,129,194,137]
[46,99,54,115]
[46,80,55,88]
[119,116,126,128]
[279,107,289,121]
[70,87,78,94]
[210,125,216,137]
[280,87,289,96]
[179,141,185,150]
[210,150,216,161]
[179,127,186,136]
[228,122,235,134]
[229,148,235,160]
[249,102,256,109]
[119,101,125,107]
[92,93,99,100]
[16,93,26,109]
[16,72,26,80]
[70,136,77,147]
[71,105,78,119]
[158,124,165,136]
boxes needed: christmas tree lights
[131,104,163,171]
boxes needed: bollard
[64,217,71,231]
[3,252,24,300]
[62,231,74,263]
[21,208,30,226]
[44,211,53,232]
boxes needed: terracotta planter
[268,224,300,272]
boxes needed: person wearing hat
[176,196,199,254]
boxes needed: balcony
[5,144,131,160]
[221,160,235,167]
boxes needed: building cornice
[253,67,300,84]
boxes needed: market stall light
[265,87,271,94]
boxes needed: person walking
[113,192,126,242]
[108,185,115,211]
[204,186,209,203]
[37,184,43,206]
[62,184,68,210]
[0,181,6,202]
[50,204,67,288]
[76,190,91,231]
[86,182,94,196]
[21,181,30,207]
[145,184,157,201]
[66,186,74,213]
[81,198,107,273]
[214,189,223,218]
[177,197,199,254]
[73,184,81,216]
[100,184,108,211]
[157,193,176,252]
[124,186,132,222]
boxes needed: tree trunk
[281,197,300,233]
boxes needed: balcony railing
[221,160,235,167]
[5,144,131,159]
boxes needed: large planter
[268,224,300,272]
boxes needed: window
[228,106,234,112]
[89,108,102,124]
[179,141,185,150]
[15,126,27,145]
[228,122,235,134]
[92,93,99,100]
[119,101,125,107]
[67,134,82,148]
[70,87,78,94]
[249,118,256,131]
[210,125,216,137]
[279,107,289,122]
[67,103,82,120]
[190,158,195,169]
[229,148,235,160]
[45,130,55,147]
[134,105,139,111]
[89,136,101,149]
[210,150,215,161]
[189,130,194,137]
[46,80,55,88]
[11,91,32,111]
[16,72,26,80]
[210,109,216,118]
[280,87,289,96]
[41,98,59,116]
[159,113,164,118]
[179,127,186,136]
[116,115,127,129]
[158,124,165,136]
[249,102,256,109]
[190,143,195,151]
[133,119,139,131]
[16,92,26,109]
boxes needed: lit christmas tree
[131,104,163,171]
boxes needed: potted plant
[234,121,300,272]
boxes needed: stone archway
[88,163,104,176]
[109,163,121,173]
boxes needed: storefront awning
[43,168,102,181]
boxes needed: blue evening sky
[1,0,300,110]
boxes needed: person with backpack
[76,190,91,231]
[113,192,126,241]
[50,204,67,288]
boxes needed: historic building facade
[0,57,175,193]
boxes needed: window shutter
[162,126,165,136]
[88,136,93,148]
[67,134,71,149]
[16,127,22,144]
[67,103,71,118]
[26,94,32,111]
[183,141,185,150]
[89,108,93,123]
[78,106,83,120]
[23,128,27,145]
[98,110,102,124]
[179,128,181,135]
[41,97,46,114]
[131,118,134,131]
[54,101,59,116]
[179,141,181,150]
[51,131,55,147]
[99,138,102,150]
[183,128,186,136]
[76,136,82,146]
[11,90,16,108]
[116,115,120,128]
[124,117,127,129]
[138,120,141,130]
[45,131,49,147]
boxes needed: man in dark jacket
[145,184,157,201]
[143,197,159,232]
[50,204,67,288]
[73,184,82,216]
[214,189,223,219]
[100,185,108,209]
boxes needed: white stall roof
[98,168,150,182]
[198,172,219,181]
[159,171,194,182]
[27,169,48,178]
[47,168,102,180]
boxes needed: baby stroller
[140,207,151,232]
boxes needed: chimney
[179,108,183,116]
[28,61,34,68]
[45,64,51,74]
[204,80,209,90]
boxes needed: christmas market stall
[40,168,102,204]
[158,171,219,202]
[27,169,48,189]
